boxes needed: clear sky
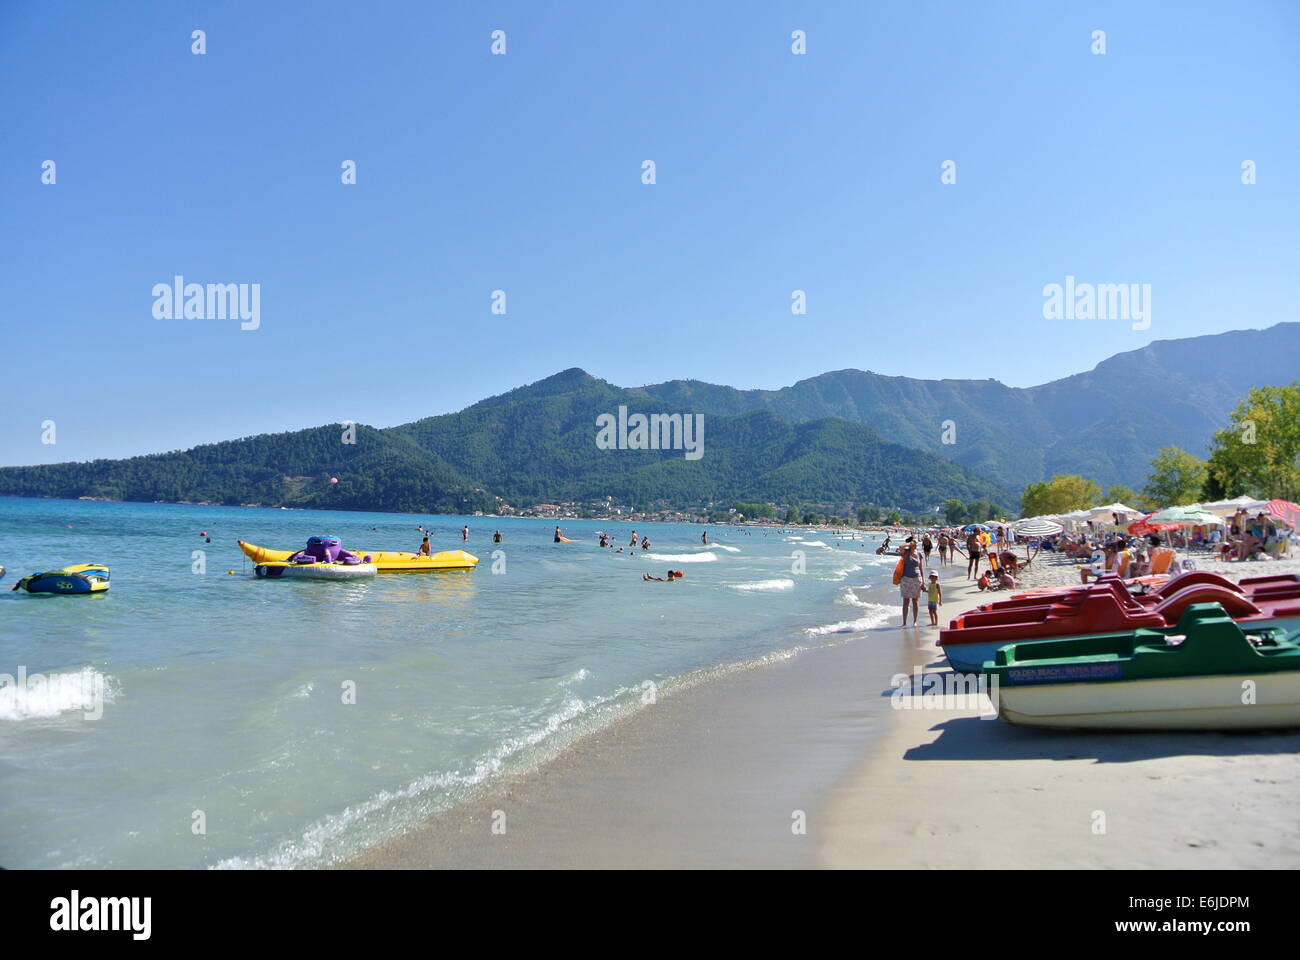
[3,1,1297,465]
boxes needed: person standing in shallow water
[898,542,926,626]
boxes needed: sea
[0,497,901,868]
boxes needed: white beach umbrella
[1200,495,1269,517]
[1088,502,1142,521]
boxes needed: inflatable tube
[14,564,110,595]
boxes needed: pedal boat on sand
[13,564,110,594]
[249,536,376,580]
[239,540,478,572]
[984,603,1300,730]
[939,571,1300,674]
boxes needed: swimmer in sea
[493,530,502,543]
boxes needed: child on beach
[926,573,942,626]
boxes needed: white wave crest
[803,604,893,636]
[836,587,873,608]
[643,552,717,563]
[731,579,794,592]
[0,667,116,721]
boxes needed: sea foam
[0,667,116,721]
[803,604,893,636]
[731,579,795,592]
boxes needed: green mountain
[390,370,1011,510]
[0,370,1011,515]
[0,426,477,514]
[2,323,1288,516]
[638,322,1300,491]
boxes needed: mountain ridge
[1,323,1292,516]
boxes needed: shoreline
[346,558,960,868]
[350,555,1300,869]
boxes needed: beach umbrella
[1266,500,1300,529]
[1013,516,1064,537]
[1087,502,1142,521]
[1200,495,1270,517]
[1146,506,1222,527]
[961,523,990,533]
[1127,513,1181,536]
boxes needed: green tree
[941,499,966,525]
[1103,484,1142,508]
[783,505,802,525]
[1207,383,1300,501]
[1020,475,1102,517]
[1142,446,1209,508]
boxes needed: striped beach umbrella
[1013,516,1064,537]
[1266,500,1300,528]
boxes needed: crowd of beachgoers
[868,501,1300,625]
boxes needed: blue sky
[3,0,1297,465]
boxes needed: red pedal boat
[939,572,1300,673]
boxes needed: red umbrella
[1266,499,1300,528]
[1127,513,1181,537]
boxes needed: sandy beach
[820,562,1300,869]
[351,550,1300,869]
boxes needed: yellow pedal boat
[238,541,478,572]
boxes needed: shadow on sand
[901,713,1300,764]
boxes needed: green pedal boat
[984,602,1300,730]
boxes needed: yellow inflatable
[237,541,478,572]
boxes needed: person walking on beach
[926,572,943,626]
[897,542,926,626]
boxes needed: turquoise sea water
[0,497,897,868]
